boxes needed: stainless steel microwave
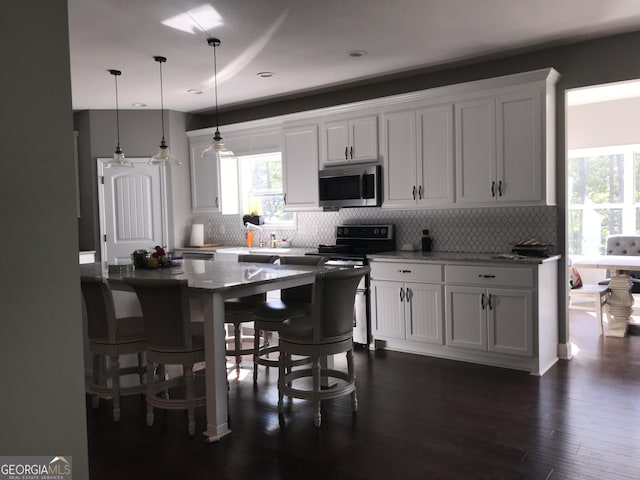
[318,165,381,208]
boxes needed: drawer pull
[398,270,412,273]
[478,274,496,278]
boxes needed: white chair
[80,275,146,422]
[122,277,206,436]
[569,284,609,334]
[277,266,370,427]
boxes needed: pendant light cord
[213,40,219,130]
[110,70,122,149]
[158,60,166,141]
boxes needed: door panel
[100,158,166,262]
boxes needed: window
[238,152,294,227]
[568,145,640,255]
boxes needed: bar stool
[278,266,370,427]
[568,284,610,334]
[253,255,326,383]
[81,275,147,422]
[122,277,206,436]
[224,254,279,369]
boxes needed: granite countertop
[368,250,561,265]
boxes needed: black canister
[421,230,432,252]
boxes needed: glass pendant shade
[149,56,180,166]
[202,38,234,159]
[104,69,133,168]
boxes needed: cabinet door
[417,103,455,206]
[349,115,378,163]
[382,109,418,207]
[455,97,496,205]
[324,119,350,165]
[496,88,543,203]
[487,288,533,356]
[190,136,221,213]
[282,122,320,211]
[445,285,487,350]
[405,282,443,344]
[370,280,406,339]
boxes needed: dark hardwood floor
[87,312,640,480]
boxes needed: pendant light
[150,56,181,166]
[103,69,133,168]
[202,38,234,159]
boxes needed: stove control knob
[373,228,379,235]
[337,228,343,235]
[381,227,387,236]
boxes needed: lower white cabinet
[370,261,444,345]
[445,285,533,356]
[369,257,559,375]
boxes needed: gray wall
[74,109,193,256]
[1,1,89,477]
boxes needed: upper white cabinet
[282,120,321,211]
[189,135,222,213]
[455,84,553,206]
[383,102,454,208]
[224,127,281,156]
[323,113,378,166]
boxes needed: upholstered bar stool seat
[252,256,325,383]
[81,275,147,422]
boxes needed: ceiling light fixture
[202,38,234,159]
[150,56,180,166]
[103,69,133,168]
[348,50,368,58]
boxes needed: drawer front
[445,265,534,288]
[370,261,443,282]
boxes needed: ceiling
[68,0,640,114]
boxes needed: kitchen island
[80,259,318,441]
[367,252,560,375]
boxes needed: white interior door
[98,158,167,263]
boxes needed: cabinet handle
[412,186,416,200]
[478,274,495,278]
[491,181,496,197]
[498,180,503,197]
[215,196,219,208]
[345,146,348,160]
[488,294,493,310]
[283,193,286,204]
[481,293,486,310]
[350,146,353,159]
[398,269,412,273]
[418,185,423,199]
[405,287,412,302]
[399,287,405,302]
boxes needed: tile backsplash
[195,206,557,254]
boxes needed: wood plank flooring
[86,311,640,479]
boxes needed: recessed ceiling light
[347,50,368,58]
[257,72,275,78]
[187,89,203,95]
[132,103,147,107]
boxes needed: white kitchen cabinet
[455,85,551,206]
[282,121,321,211]
[224,127,281,156]
[323,113,378,166]
[445,285,533,356]
[189,135,222,213]
[370,261,444,345]
[383,102,454,208]
[369,256,558,375]
[445,264,534,357]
